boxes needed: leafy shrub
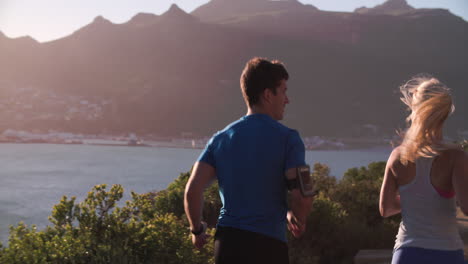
[0,184,214,264]
[1,161,400,264]
[154,171,221,228]
[289,162,399,264]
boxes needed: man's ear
[263,89,272,104]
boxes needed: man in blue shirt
[184,57,313,264]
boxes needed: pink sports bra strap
[434,186,455,199]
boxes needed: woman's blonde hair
[399,76,455,164]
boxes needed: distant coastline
[0,129,392,151]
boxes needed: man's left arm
[286,168,314,238]
[184,161,216,249]
[285,130,313,238]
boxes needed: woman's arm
[453,151,468,215]
[380,148,402,218]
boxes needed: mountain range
[1,0,467,137]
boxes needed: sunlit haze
[0,0,467,42]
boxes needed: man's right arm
[286,167,313,238]
[184,161,216,249]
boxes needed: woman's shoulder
[387,146,406,169]
[434,148,466,171]
[386,146,416,180]
[440,148,466,161]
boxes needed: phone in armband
[296,165,317,197]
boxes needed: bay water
[0,143,391,244]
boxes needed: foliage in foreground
[0,162,399,264]
[288,162,400,264]
[0,184,214,264]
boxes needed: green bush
[0,184,214,264]
[154,171,221,228]
[334,162,387,225]
[289,195,349,264]
[310,163,337,198]
[1,161,400,264]
[289,162,399,264]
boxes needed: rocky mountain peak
[355,0,415,15]
[191,0,315,22]
[159,4,198,24]
[381,0,414,9]
[164,4,188,17]
[128,13,159,27]
[69,15,114,39]
[92,15,112,25]
[9,35,39,46]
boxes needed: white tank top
[394,157,464,250]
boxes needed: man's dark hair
[240,57,289,107]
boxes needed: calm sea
[0,143,391,244]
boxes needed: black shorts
[214,226,289,264]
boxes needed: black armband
[286,165,318,197]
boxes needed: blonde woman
[380,76,468,264]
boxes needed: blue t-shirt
[198,113,306,242]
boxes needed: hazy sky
[1,0,467,42]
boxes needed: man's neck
[246,105,273,118]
